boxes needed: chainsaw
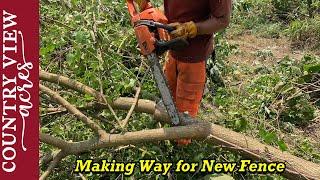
[126,0,189,125]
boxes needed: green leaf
[66,52,75,61]
[277,140,288,151]
[128,78,136,88]
[304,64,320,73]
[193,153,204,162]
[235,119,248,131]
[264,132,278,144]
[74,31,87,44]
[84,94,94,101]
[259,129,278,144]
[259,128,267,137]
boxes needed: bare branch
[40,71,122,125]
[40,71,104,101]
[40,84,108,138]
[40,133,71,150]
[39,71,320,180]
[40,151,60,166]
[121,87,141,128]
[39,121,320,180]
[40,151,67,180]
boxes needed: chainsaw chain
[147,53,180,125]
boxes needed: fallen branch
[40,151,60,166]
[40,70,122,126]
[40,121,320,180]
[40,84,108,138]
[40,102,104,116]
[79,173,87,180]
[40,151,67,180]
[40,71,104,101]
[40,133,71,150]
[121,87,141,128]
[40,71,320,179]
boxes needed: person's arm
[195,16,230,35]
[197,0,232,35]
[196,8,231,34]
[170,0,232,39]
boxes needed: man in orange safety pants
[135,0,232,145]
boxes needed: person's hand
[169,21,198,39]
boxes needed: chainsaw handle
[155,23,176,32]
[126,0,137,18]
[135,20,176,32]
[126,0,151,18]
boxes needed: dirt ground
[227,34,308,66]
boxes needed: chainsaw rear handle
[135,20,176,32]
[133,20,189,55]
[134,20,188,55]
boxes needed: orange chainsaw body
[126,0,169,55]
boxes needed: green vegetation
[40,0,319,179]
[232,0,320,49]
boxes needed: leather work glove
[169,21,198,39]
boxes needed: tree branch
[40,70,104,101]
[121,87,141,128]
[40,133,71,150]
[40,84,108,138]
[39,71,320,179]
[40,150,67,180]
[40,122,320,180]
[40,70,122,125]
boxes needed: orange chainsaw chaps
[164,53,206,118]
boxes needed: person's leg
[175,60,206,145]
[176,61,206,117]
[164,54,206,145]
